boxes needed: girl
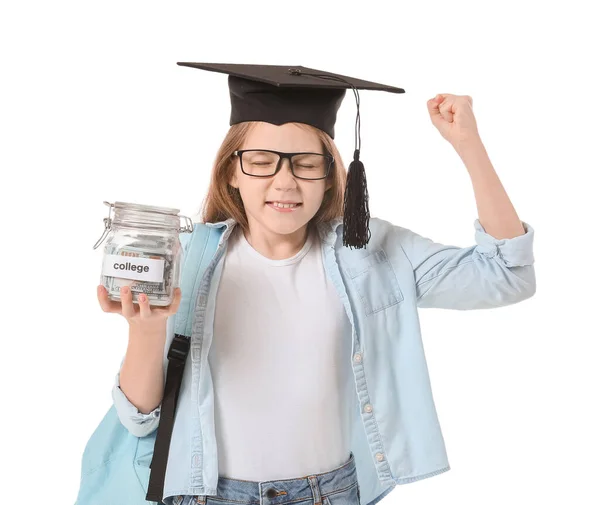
[96,64,536,505]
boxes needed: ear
[325,178,333,191]
[229,171,239,189]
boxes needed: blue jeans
[171,452,360,505]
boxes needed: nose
[273,157,298,188]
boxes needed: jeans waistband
[189,452,357,505]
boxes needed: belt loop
[196,495,207,504]
[307,475,323,505]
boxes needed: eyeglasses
[233,149,334,180]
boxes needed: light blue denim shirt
[112,216,536,505]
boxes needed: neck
[243,221,310,260]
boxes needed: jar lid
[113,201,180,215]
[92,200,193,250]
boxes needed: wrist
[453,135,484,156]
[128,321,167,342]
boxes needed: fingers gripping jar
[93,201,193,306]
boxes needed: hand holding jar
[96,284,182,328]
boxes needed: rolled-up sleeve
[112,361,162,437]
[397,219,536,310]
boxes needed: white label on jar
[102,254,165,282]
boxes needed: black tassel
[285,68,372,248]
[343,149,371,249]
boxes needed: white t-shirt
[209,224,355,480]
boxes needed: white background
[1,0,598,503]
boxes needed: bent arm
[396,219,536,309]
[111,231,193,437]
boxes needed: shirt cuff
[473,219,535,268]
[112,370,161,436]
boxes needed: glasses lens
[241,151,279,176]
[291,153,328,179]
[241,151,329,179]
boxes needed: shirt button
[354,353,362,363]
[364,404,372,413]
[376,453,385,462]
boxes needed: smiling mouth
[266,202,303,210]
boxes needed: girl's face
[229,121,333,238]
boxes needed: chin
[264,220,307,235]
[255,208,312,234]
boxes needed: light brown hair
[195,121,347,236]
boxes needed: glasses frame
[233,149,334,180]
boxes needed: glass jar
[93,200,193,307]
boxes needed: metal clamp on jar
[93,201,194,306]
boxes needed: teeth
[271,202,299,208]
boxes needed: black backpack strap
[145,334,190,502]
[143,222,224,503]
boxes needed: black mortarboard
[176,62,405,249]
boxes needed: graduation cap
[176,62,405,249]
